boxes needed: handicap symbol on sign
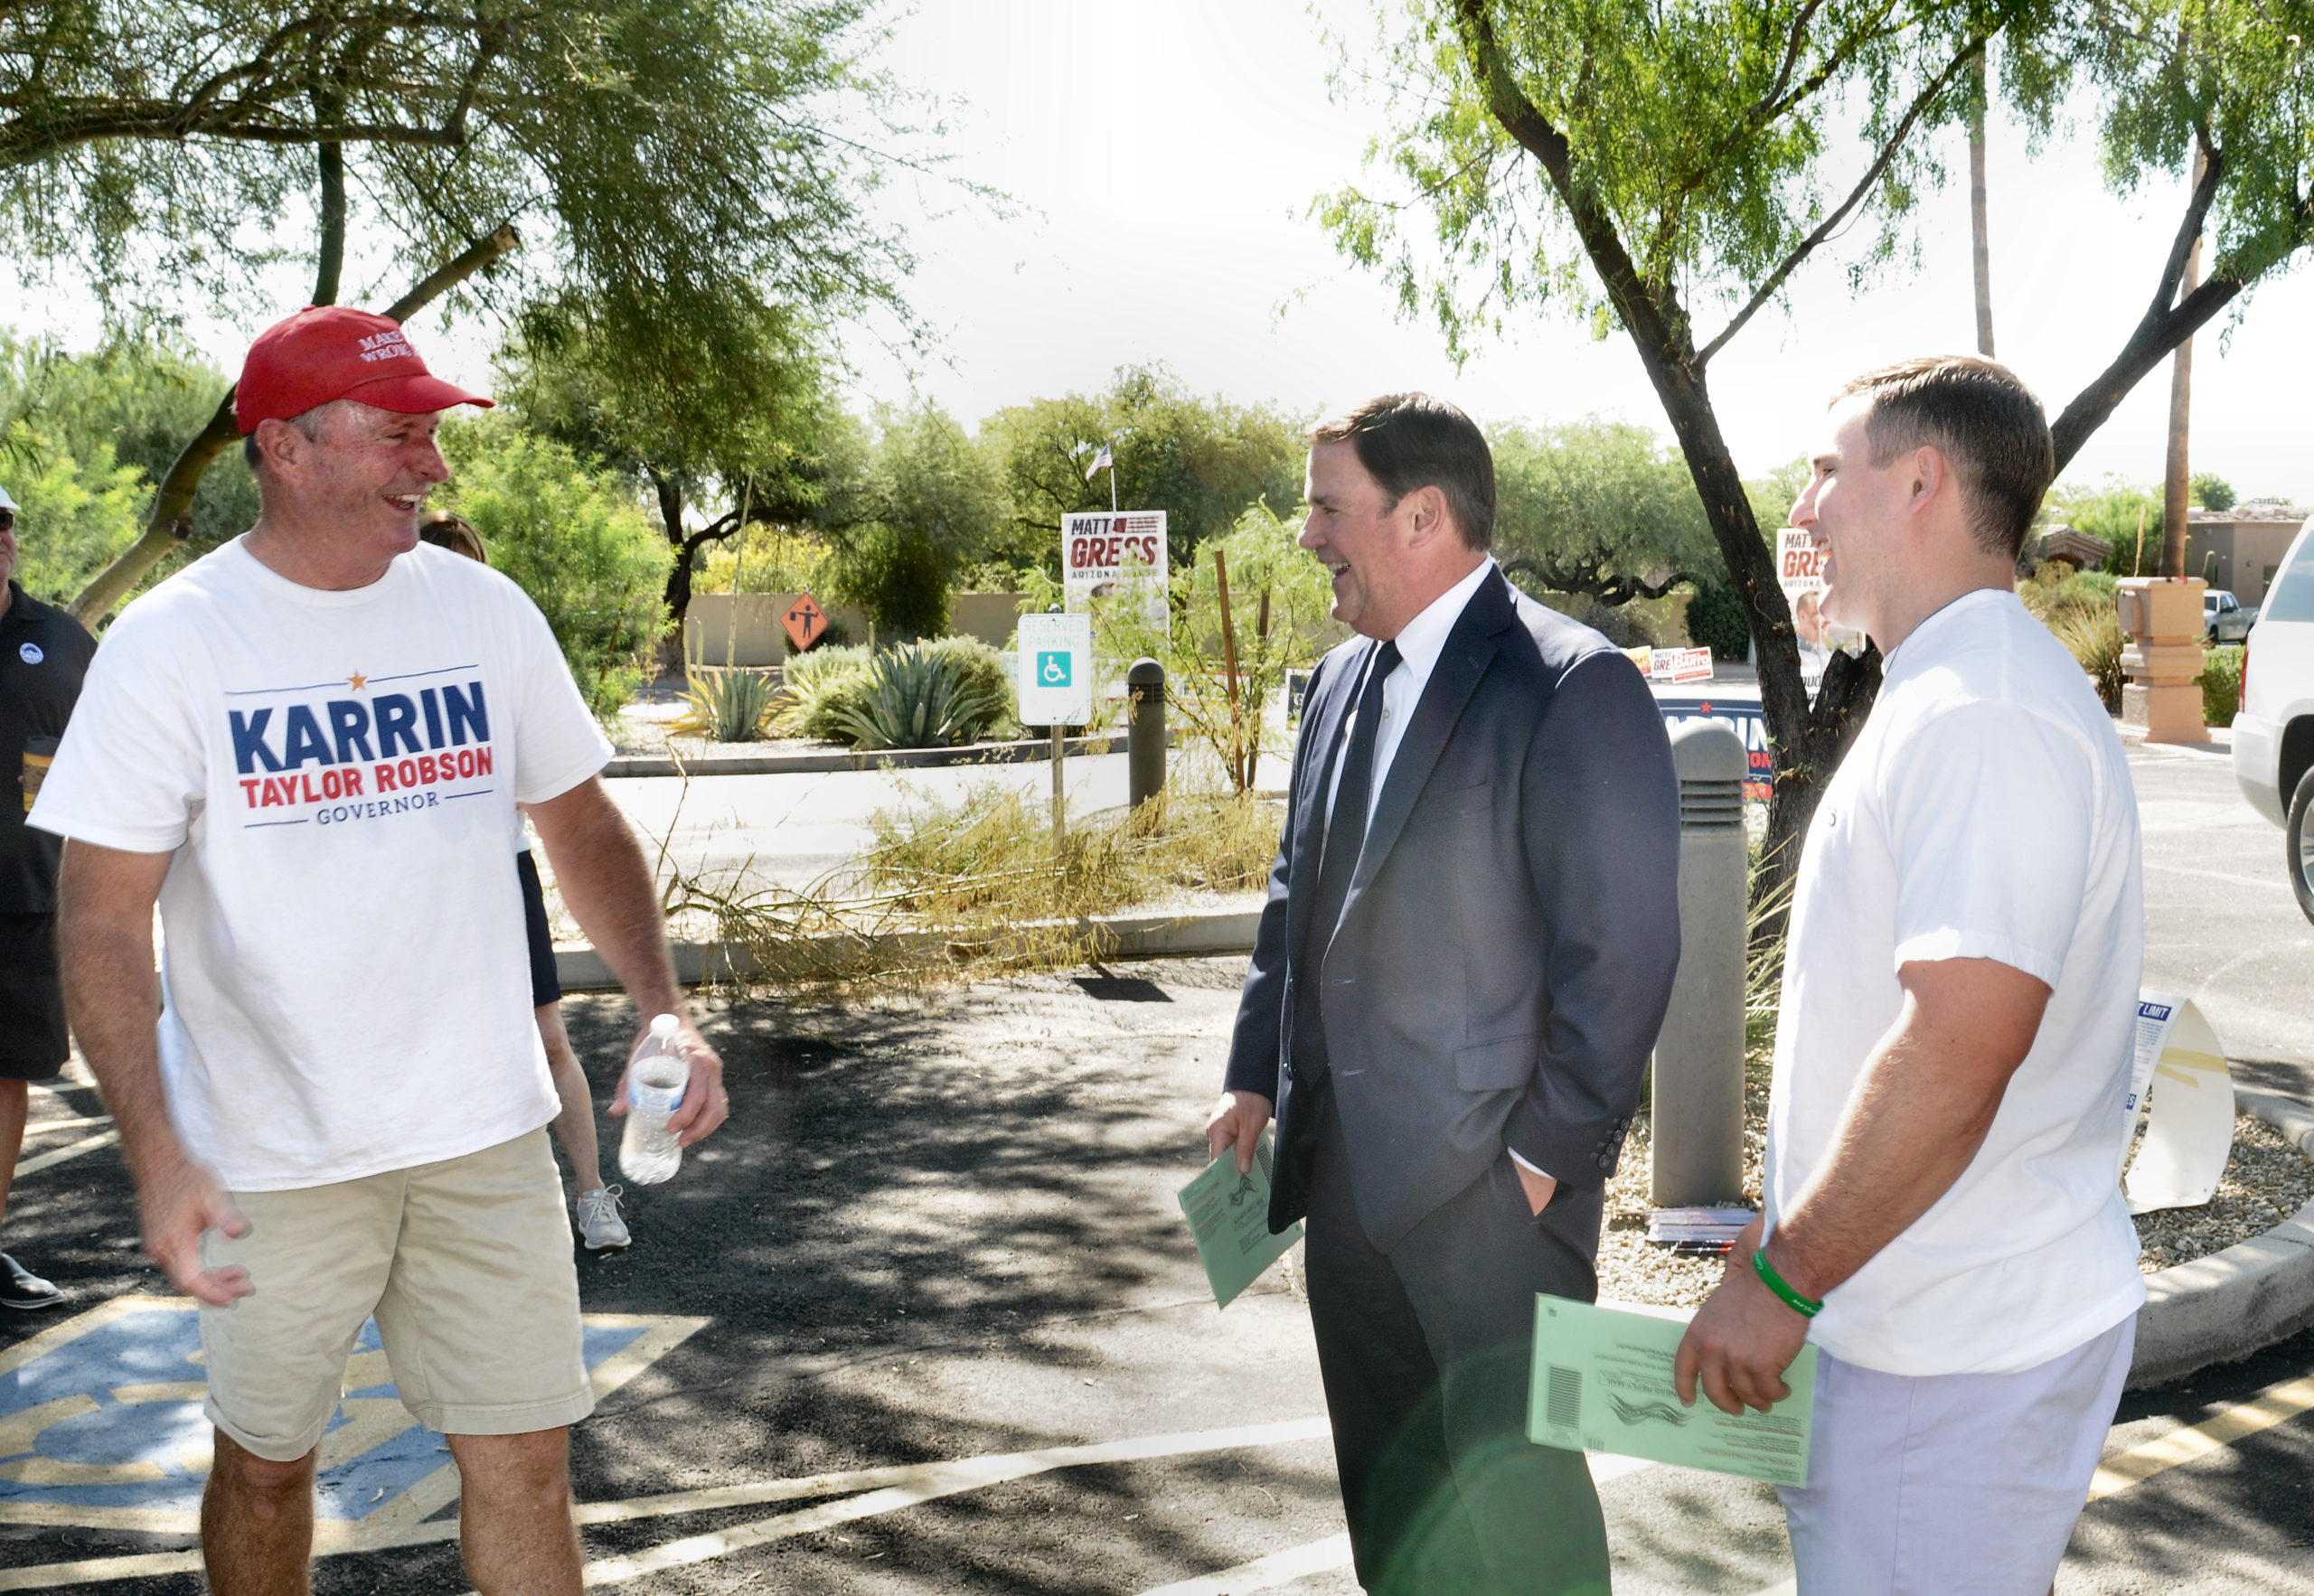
[0,1297,704,1540]
[1037,651,1072,688]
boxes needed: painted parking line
[0,1415,1334,1590]
[2087,1370,2314,1500]
[12,1131,118,1180]
[1128,1455,1657,1596]
[20,1117,110,1140]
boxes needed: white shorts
[1778,1313,2136,1596]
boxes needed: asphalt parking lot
[2,735,2312,1592]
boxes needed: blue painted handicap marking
[1037,650,1072,687]
[0,1298,704,1536]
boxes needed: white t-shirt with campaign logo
[32,538,612,1191]
[1764,587,2146,1377]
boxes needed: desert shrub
[828,642,1011,750]
[2053,608,2126,715]
[2022,566,2125,714]
[917,636,1016,738]
[2199,644,2243,729]
[438,418,670,718]
[674,669,779,743]
[776,642,874,739]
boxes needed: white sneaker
[577,1186,631,1251]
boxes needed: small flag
[1084,444,1113,482]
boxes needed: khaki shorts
[200,1128,593,1462]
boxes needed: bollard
[1651,718,1749,1208]
[1126,658,1166,810]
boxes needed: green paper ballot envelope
[1177,1137,1303,1310]
[1528,1295,1818,1487]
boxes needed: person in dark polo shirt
[0,483,98,1310]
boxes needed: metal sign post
[1016,613,1094,853]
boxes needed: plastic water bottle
[618,1014,690,1186]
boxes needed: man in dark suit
[1207,394,1681,1595]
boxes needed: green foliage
[983,365,1306,577]
[1688,578,1754,661]
[827,641,1011,750]
[2199,644,2243,728]
[0,420,144,603]
[696,524,836,596]
[435,418,671,718]
[0,333,259,555]
[2049,477,2162,575]
[776,643,877,739]
[1491,419,1718,602]
[676,669,779,744]
[814,406,1011,640]
[0,333,262,608]
[0,4,923,352]
[2022,565,2126,713]
[1046,502,1340,790]
[2192,474,2237,512]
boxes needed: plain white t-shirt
[30,538,613,1191]
[1764,587,2147,1377]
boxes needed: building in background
[2187,502,2310,606]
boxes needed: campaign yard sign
[1062,511,1169,630]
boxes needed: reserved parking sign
[1017,612,1093,727]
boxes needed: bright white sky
[14,0,2309,503]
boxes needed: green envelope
[1177,1136,1303,1309]
[1528,1295,1818,1487]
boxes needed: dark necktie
[1290,640,1400,1086]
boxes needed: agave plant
[676,668,778,743]
[829,643,1010,750]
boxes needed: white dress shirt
[1317,559,1552,1180]
[1322,556,1495,833]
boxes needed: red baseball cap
[235,305,494,434]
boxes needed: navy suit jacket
[1223,568,1683,1252]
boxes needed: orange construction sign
[783,592,828,652]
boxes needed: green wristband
[1752,1244,1823,1319]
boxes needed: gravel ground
[1596,1080,2314,1306]
[2131,1111,2314,1272]
[1598,1067,1772,1310]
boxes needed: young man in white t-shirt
[33,305,729,1596]
[1674,356,2144,1592]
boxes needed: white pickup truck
[2232,516,2314,924]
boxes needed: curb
[551,906,1263,992]
[2129,1089,2314,1389]
[604,729,1168,779]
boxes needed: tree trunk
[313,142,345,307]
[1645,359,1882,911]
[1969,59,1995,359]
[2159,151,2206,579]
[67,223,520,625]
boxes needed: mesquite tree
[0,1,920,620]
[1320,0,2312,887]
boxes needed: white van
[2232,515,2314,923]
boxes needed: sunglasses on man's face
[0,511,14,534]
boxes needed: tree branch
[68,220,524,624]
[1696,29,1989,367]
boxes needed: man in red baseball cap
[35,305,729,1595]
[235,304,494,433]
